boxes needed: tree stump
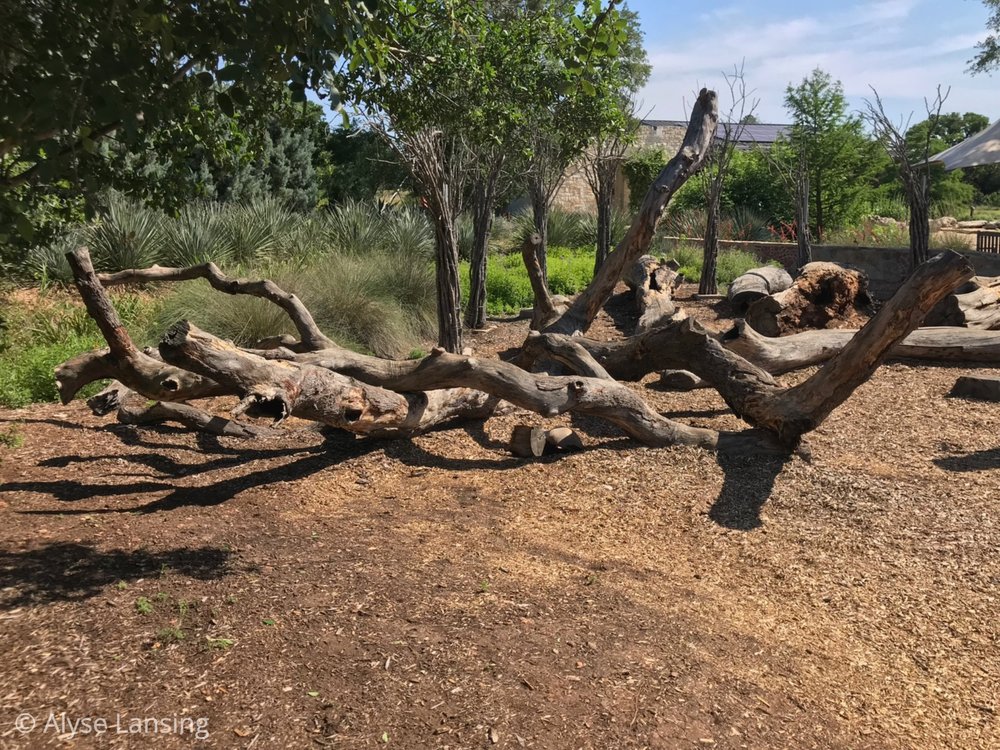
[624,255,682,334]
[744,262,874,337]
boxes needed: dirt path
[1,301,998,749]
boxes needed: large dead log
[727,266,793,314]
[949,375,1000,402]
[625,255,682,334]
[744,262,874,336]
[925,276,1000,330]
[546,89,719,335]
[723,320,1000,374]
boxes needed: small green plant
[477,580,491,594]
[154,591,169,602]
[135,597,153,615]
[0,424,24,449]
[262,617,276,626]
[407,348,426,360]
[116,580,128,591]
[206,637,235,651]
[157,626,185,643]
[224,594,236,605]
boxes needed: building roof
[641,119,791,146]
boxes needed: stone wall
[659,237,800,272]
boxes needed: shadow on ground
[0,542,240,609]
[933,447,1000,472]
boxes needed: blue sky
[626,0,997,125]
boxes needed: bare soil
[0,288,998,749]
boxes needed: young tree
[970,0,1000,74]
[865,86,950,269]
[699,64,759,295]
[784,69,870,240]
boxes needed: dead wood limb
[547,89,719,335]
[722,320,1000,373]
[727,266,793,314]
[87,380,133,416]
[117,401,285,438]
[520,233,565,330]
[58,249,226,404]
[97,261,336,351]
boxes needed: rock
[545,427,583,452]
[958,220,988,229]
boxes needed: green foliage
[623,148,668,211]
[666,245,774,288]
[1,0,400,240]
[970,0,1000,74]
[663,207,772,242]
[459,247,594,315]
[0,424,25,449]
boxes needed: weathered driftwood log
[949,375,1000,402]
[727,266,793,314]
[55,249,226,405]
[744,261,874,337]
[723,319,1000,374]
[625,255,682,334]
[925,276,1000,330]
[545,89,719,336]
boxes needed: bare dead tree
[761,143,813,271]
[376,125,470,353]
[465,146,505,330]
[700,63,759,295]
[582,97,641,275]
[864,85,950,271]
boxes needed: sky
[626,0,998,126]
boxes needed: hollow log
[744,262,874,337]
[625,255,682,334]
[727,266,793,314]
[925,276,1000,330]
[723,320,1000,374]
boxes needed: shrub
[513,209,591,250]
[164,203,235,267]
[665,245,773,288]
[88,192,166,272]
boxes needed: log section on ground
[723,320,1000,374]
[727,266,793,314]
[544,89,719,336]
[949,375,1000,402]
[625,255,682,334]
[744,261,874,337]
[924,276,1000,330]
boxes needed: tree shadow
[602,290,639,335]
[933,447,1000,472]
[709,434,792,530]
[0,542,241,609]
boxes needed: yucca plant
[88,192,166,272]
[222,197,295,264]
[385,206,434,259]
[164,203,235,267]
[324,198,386,255]
[26,230,84,284]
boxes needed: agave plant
[385,206,434,259]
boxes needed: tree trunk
[814,170,824,242]
[594,180,613,275]
[796,170,812,270]
[625,255,681,333]
[908,175,931,271]
[530,178,549,284]
[700,191,721,295]
[432,187,464,353]
[465,176,497,330]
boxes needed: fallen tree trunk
[625,255,681,333]
[727,266,793,314]
[924,275,1000,330]
[744,261,874,337]
[723,319,1000,374]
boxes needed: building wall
[551,122,689,215]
